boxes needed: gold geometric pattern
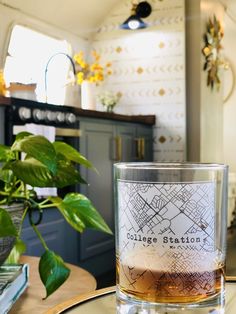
[159,88,165,96]
[159,136,166,143]
[137,67,144,74]
[92,0,185,162]
[159,41,165,49]
[116,46,122,53]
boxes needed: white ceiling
[220,0,236,17]
[4,0,236,39]
[0,0,120,37]
[226,0,236,19]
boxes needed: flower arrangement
[74,51,112,85]
[0,70,7,96]
[97,91,121,113]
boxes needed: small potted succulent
[0,132,112,298]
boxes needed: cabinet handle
[135,138,142,160]
[135,138,145,160]
[115,136,122,161]
[140,137,145,160]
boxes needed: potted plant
[0,132,112,298]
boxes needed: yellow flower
[90,63,102,72]
[73,50,112,85]
[89,76,96,83]
[95,73,104,82]
[0,70,7,96]
[76,72,84,85]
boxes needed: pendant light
[120,1,152,30]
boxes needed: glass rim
[114,162,228,170]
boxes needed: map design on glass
[117,180,218,298]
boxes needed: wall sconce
[120,1,152,30]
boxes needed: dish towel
[25,124,57,197]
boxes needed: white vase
[81,81,96,110]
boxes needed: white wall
[200,0,224,163]
[223,9,236,172]
[186,0,225,164]
[91,0,186,162]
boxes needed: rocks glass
[114,163,228,313]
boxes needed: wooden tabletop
[9,255,97,314]
[45,286,115,314]
[44,284,236,314]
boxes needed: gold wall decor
[202,15,224,90]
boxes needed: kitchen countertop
[0,96,156,126]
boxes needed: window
[4,24,73,104]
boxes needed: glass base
[116,288,225,314]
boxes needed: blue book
[0,264,29,313]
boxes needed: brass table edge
[45,278,236,314]
[226,275,236,282]
[44,286,116,314]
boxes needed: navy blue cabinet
[21,208,79,264]
[78,118,153,276]
[79,120,115,276]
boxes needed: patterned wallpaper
[92,0,185,161]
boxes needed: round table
[9,255,97,314]
[45,283,236,314]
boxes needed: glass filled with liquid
[114,163,228,311]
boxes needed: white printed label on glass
[117,180,216,272]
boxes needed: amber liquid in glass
[117,260,225,303]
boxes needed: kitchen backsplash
[92,0,185,161]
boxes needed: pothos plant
[0,132,112,298]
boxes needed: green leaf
[53,141,94,169]
[9,158,87,188]
[54,161,87,188]
[9,158,54,187]
[0,144,15,162]
[0,169,14,184]
[15,131,33,141]
[49,196,85,232]
[39,250,70,299]
[0,208,18,237]
[50,193,112,234]
[11,135,57,175]
[5,238,26,264]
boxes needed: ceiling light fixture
[120,1,152,30]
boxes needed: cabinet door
[79,120,115,268]
[136,125,153,161]
[115,124,136,162]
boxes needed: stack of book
[0,264,29,313]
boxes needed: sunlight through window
[4,25,72,105]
